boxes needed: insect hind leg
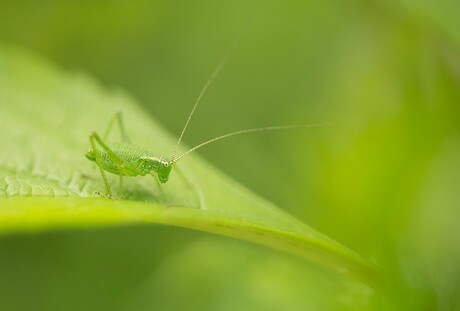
[89,133,112,195]
[103,111,131,143]
[90,132,131,197]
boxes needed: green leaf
[0,44,377,287]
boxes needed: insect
[85,49,327,201]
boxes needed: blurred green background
[1,0,460,310]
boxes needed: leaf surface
[0,45,377,286]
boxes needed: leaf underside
[0,45,377,287]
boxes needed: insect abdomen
[95,142,158,177]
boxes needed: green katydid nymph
[85,51,328,200]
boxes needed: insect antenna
[170,40,239,162]
[171,122,332,163]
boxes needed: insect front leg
[152,175,167,205]
[175,166,205,209]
